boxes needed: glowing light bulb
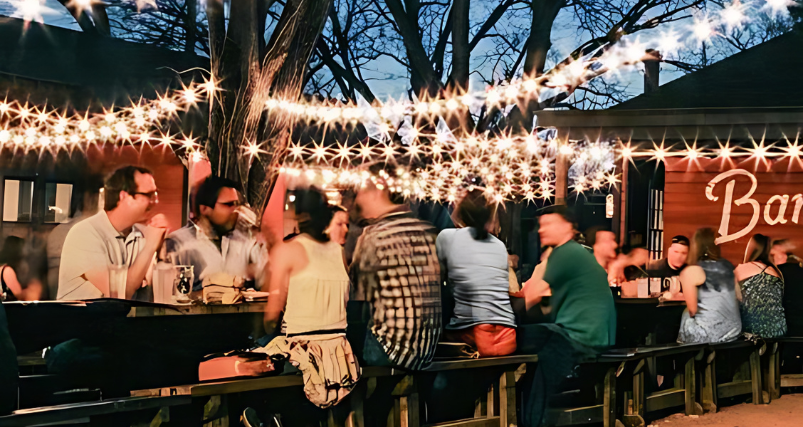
[764,0,795,17]
[445,98,459,111]
[721,1,747,30]
[559,145,573,156]
[658,31,681,56]
[0,130,9,143]
[693,18,715,42]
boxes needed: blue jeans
[517,324,600,427]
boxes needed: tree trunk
[386,0,441,97]
[205,0,332,220]
[449,0,470,93]
[500,0,565,134]
[185,0,197,53]
[523,0,564,77]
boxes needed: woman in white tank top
[258,188,360,408]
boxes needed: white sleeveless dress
[258,235,360,408]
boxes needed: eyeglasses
[131,190,159,202]
[217,200,241,208]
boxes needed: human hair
[294,188,333,243]
[688,227,720,264]
[194,176,239,216]
[365,162,404,205]
[0,236,24,270]
[745,234,778,273]
[457,190,491,240]
[539,204,578,230]
[329,204,347,215]
[103,165,153,211]
[585,226,614,247]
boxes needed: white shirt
[57,211,148,300]
[165,222,267,291]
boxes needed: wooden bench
[550,343,706,427]
[702,340,764,409]
[131,355,539,427]
[0,396,191,427]
[765,337,803,393]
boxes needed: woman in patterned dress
[734,234,787,338]
[678,228,742,344]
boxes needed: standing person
[0,236,43,301]
[0,300,17,415]
[734,234,787,338]
[677,228,741,343]
[519,205,616,427]
[773,240,803,335]
[58,166,168,300]
[350,164,441,370]
[437,190,517,357]
[165,177,267,291]
[257,188,359,409]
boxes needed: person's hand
[143,214,169,242]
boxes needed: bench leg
[684,356,703,416]
[749,348,764,405]
[499,369,516,427]
[632,361,645,420]
[603,367,617,427]
[701,351,717,413]
[764,343,781,401]
[392,375,419,427]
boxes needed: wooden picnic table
[614,296,687,347]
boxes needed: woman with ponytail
[436,190,517,357]
[260,187,360,408]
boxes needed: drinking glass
[174,265,195,301]
[153,262,178,304]
[108,265,128,299]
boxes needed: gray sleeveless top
[678,259,742,344]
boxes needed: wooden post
[392,376,419,427]
[750,348,764,404]
[499,369,517,427]
[603,367,617,427]
[684,357,697,416]
[701,350,718,413]
[555,139,569,206]
[618,158,629,245]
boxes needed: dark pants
[517,324,600,427]
[0,302,18,415]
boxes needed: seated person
[774,240,803,336]
[437,190,517,357]
[735,234,786,339]
[0,236,42,301]
[58,166,167,300]
[678,228,741,343]
[165,177,267,291]
[259,188,359,408]
[519,206,616,427]
[349,164,441,370]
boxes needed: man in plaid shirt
[350,165,441,370]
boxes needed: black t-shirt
[624,258,684,291]
[646,258,684,279]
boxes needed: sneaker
[241,407,263,427]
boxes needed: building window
[3,179,35,222]
[45,183,73,224]
[647,188,664,260]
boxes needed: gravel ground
[650,394,803,427]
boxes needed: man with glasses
[165,176,267,291]
[58,166,168,300]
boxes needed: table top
[3,299,266,317]
[614,297,686,307]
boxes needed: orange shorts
[447,324,517,357]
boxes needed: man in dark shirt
[773,240,803,336]
[520,205,616,426]
[646,235,689,286]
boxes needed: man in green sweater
[520,205,617,426]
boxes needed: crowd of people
[2,162,803,426]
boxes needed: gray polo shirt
[57,211,148,300]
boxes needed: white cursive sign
[706,169,803,244]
